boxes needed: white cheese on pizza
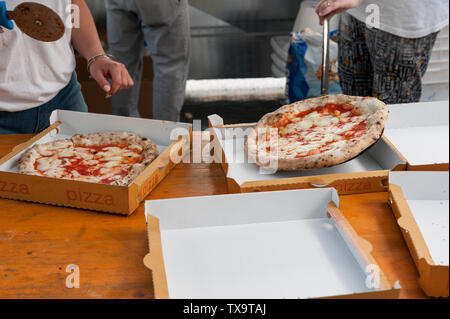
[18,132,158,186]
[246,94,388,170]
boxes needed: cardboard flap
[417,257,450,298]
[144,216,169,299]
[208,117,405,191]
[133,136,188,201]
[390,171,449,200]
[147,188,339,230]
[390,184,435,266]
[327,202,392,290]
[0,110,191,215]
[239,171,390,195]
[0,122,61,167]
[372,137,407,170]
[207,114,224,127]
[134,138,180,184]
[50,110,192,147]
[323,282,401,299]
[307,176,343,186]
[387,101,449,129]
[389,172,449,296]
[144,189,399,299]
[385,101,449,167]
[208,114,257,129]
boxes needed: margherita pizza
[19,132,158,186]
[246,95,388,170]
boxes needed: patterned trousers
[338,13,439,104]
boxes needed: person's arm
[315,0,363,25]
[71,0,133,98]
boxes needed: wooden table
[0,135,427,299]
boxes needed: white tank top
[0,0,75,112]
[348,0,449,39]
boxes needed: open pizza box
[0,110,191,215]
[389,171,449,298]
[384,101,449,171]
[143,188,401,299]
[207,114,406,195]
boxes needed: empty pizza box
[0,110,191,215]
[384,100,449,171]
[144,188,401,299]
[389,171,449,297]
[207,114,406,195]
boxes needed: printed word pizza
[246,95,388,170]
[19,132,158,186]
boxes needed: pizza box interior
[143,188,400,299]
[0,110,191,215]
[208,114,406,195]
[389,171,449,297]
[384,100,449,171]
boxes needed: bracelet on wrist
[87,54,114,77]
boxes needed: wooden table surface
[0,135,427,299]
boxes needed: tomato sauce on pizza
[19,132,159,186]
[267,102,370,159]
[246,95,388,170]
[33,143,144,184]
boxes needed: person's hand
[89,57,134,99]
[0,27,4,33]
[315,0,363,25]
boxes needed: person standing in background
[105,0,190,121]
[0,0,133,134]
[315,0,449,103]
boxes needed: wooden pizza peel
[0,1,65,42]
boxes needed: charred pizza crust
[18,132,158,186]
[246,95,388,170]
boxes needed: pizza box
[0,110,191,215]
[384,101,449,171]
[143,188,401,299]
[389,171,449,298]
[207,114,406,195]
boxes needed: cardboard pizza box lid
[0,110,192,215]
[389,171,449,297]
[143,188,401,299]
[207,114,406,195]
[384,101,449,171]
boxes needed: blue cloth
[287,31,342,103]
[0,72,87,134]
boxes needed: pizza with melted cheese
[246,95,388,170]
[18,132,158,186]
